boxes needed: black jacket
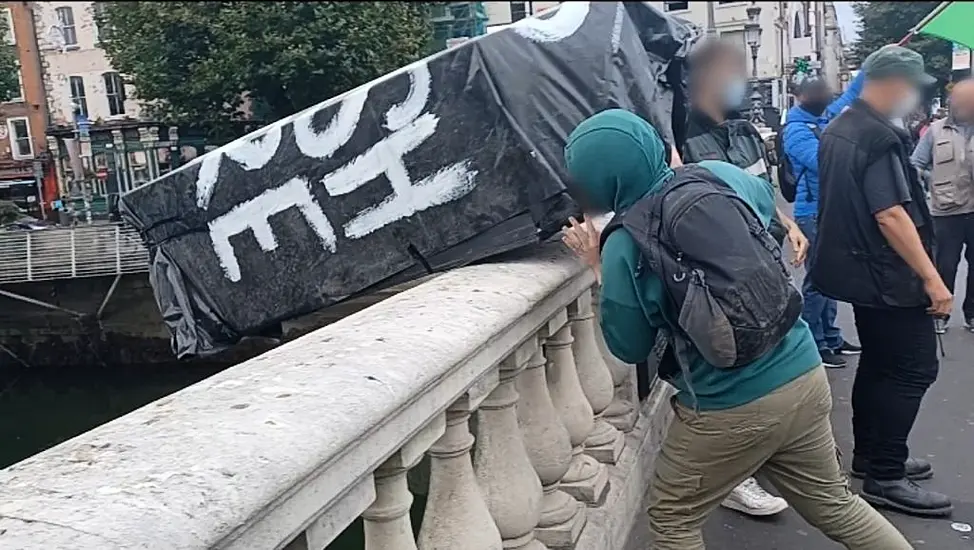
[811,99,935,309]
[683,109,787,243]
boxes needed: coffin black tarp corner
[119,1,700,358]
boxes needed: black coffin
[119,1,699,358]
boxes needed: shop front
[48,120,209,217]
[0,157,47,219]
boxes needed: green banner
[918,2,974,50]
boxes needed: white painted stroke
[322,114,439,197]
[610,2,625,53]
[208,177,337,282]
[293,90,370,160]
[195,125,285,210]
[511,1,590,43]
[385,65,432,132]
[344,162,479,239]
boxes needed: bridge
[0,243,673,549]
[0,223,149,285]
[0,223,149,319]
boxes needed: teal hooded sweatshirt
[564,110,821,410]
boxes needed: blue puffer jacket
[785,71,866,219]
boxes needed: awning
[0,179,37,189]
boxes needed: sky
[833,1,860,43]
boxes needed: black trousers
[934,213,974,320]
[851,306,939,480]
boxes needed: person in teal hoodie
[563,109,910,549]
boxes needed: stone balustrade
[0,243,675,550]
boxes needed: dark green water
[0,364,425,548]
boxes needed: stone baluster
[591,285,639,432]
[418,400,503,550]
[475,341,547,550]
[365,417,445,550]
[516,334,586,549]
[569,288,625,464]
[544,310,609,507]
[364,459,419,550]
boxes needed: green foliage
[851,2,953,87]
[0,200,23,225]
[0,10,20,103]
[96,2,433,142]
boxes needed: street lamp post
[744,2,764,125]
[744,3,762,79]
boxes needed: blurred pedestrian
[911,78,974,334]
[782,73,866,368]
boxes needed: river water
[0,363,429,547]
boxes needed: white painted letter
[317,64,479,239]
[293,91,370,160]
[195,125,285,210]
[511,2,590,43]
[208,177,337,282]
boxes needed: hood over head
[564,109,673,213]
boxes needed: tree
[0,200,22,225]
[851,2,953,88]
[0,9,20,103]
[96,2,433,142]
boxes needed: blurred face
[798,84,832,116]
[949,81,974,124]
[883,77,922,119]
[701,51,748,111]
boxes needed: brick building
[0,2,53,218]
[33,1,206,215]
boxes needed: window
[804,2,812,37]
[794,11,804,39]
[664,2,689,12]
[92,2,111,43]
[9,63,24,102]
[1,8,15,45]
[128,150,150,186]
[509,2,527,22]
[103,72,125,116]
[56,6,77,47]
[69,76,88,118]
[7,117,33,159]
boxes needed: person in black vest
[813,45,953,517]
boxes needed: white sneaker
[721,477,789,517]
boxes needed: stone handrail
[0,243,668,550]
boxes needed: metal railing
[0,224,149,285]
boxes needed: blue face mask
[722,78,748,111]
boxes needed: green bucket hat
[862,45,937,86]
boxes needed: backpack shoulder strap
[599,214,625,252]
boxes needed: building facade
[32,1,205,215]
[483,1,560,27]
[0,2,53,218]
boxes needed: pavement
[628,262,974,549]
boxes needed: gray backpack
[600,165,802,369]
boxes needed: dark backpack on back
[776,122,822,203]
[600,165,802,368]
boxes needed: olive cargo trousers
[647,367,912,549]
